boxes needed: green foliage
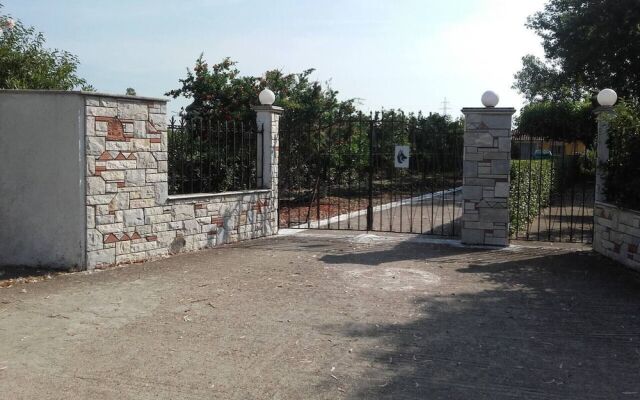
[514,0,640,102]
[0,4,92,90]
[516,100,596,143]
[509,160,553,234]
[125,87,136,96]
[603,101,640,209]
[513,55,583,102]
[165,55,357,122]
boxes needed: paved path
[290,190,462,236]
[1,231,639,399]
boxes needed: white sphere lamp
[258,88,276,105]
[597,88,617,107]
[481,90,499,107]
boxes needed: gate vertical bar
[366,114,374,231]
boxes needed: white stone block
[124,208,145,227]
[86,136,105,156]
[117,102,148,120]
[87,248,116,267]
[87,176,106,195]
[125,169,146,186]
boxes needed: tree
[603,101,640,208]
[514,0,640,102]
[515,100,596,143]
[165,55,357,122]
[0,4,92,90]
[125,87,136,96]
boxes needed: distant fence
[509,133,595,243]
[168,116,263,195]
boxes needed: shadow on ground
[319,241,640,399]
[0,265,58,287]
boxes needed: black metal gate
[509,133,596,243]
[278,112,463,236]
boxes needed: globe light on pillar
[481,90,499,107]
[597,88,617,107]
[259,88,276,105]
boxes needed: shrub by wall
[509,160,552,234]
[604,101,640,209]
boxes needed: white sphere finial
[597,88,617,107]
[481,90,499,107]
[258,88,275,105]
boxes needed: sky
[5,0,547,117]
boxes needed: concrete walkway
[0,231,639,399]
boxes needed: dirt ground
[1,231,639,399]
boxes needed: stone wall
[594,202,640,271]
[85,94,278,269]
[460,107,515,246]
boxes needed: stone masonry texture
[594,203,640,272]
[460,107,515,246]
[85,95,278,269]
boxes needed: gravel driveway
[1,231,638,399]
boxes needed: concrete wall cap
[0,89,168,103]
[252,104,284,114]
[461,107,516,116]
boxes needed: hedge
[603,101,640,209]
[509,160,552,234]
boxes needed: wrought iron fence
[278,112,464,235]
[168,116,262,195]
[510,133,596,243]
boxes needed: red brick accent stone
[126,153,137,160]
[96,116,126,141]
[115,152,127,160]
[150,137,162,144]
[211,216,224,225]
[116,181,125,188]
[146,235,158,242]
[104,233,119,244]
[95,166,106,175]
[120,233,131,241]
[98,151,113,161]
[146,121,160,134]
[130,232,142,240]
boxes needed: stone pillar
[460,106,515,246]
[252,103,283,233]
[594,106,613,202]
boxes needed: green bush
[603,101,640,209]
[509,160,552,234]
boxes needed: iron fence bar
[327,118,333,230]
[536,137,544,240]
[525,134,534,240]
[569,140,577,241]
[366,113,374,231]
[347,118,353,230]
[548,137,556,241]
[558,136,566,241]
